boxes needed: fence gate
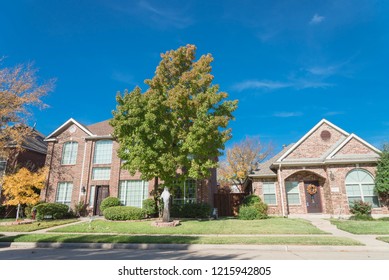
[214,193,245,216]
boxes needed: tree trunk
[16,204,20,221]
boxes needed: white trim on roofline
[276,119,350,162]
[326,133,381,159]
[45,118,94,139]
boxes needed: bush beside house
[238,195,268,220]
[103,206,145,220]
[35,203,69,220]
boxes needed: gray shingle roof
[250,143,294,177]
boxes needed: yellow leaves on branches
[2,167,47,206]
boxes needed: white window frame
[345,169,380,208]
[118,180,149,208]
[93,140,113,164]
[263,182,277,205]
[89,186,96,207]
[285,181,301,205]
[172,179,197,205]
[61,141,78,165]
[92,167,111,180]
[56,182,73,207]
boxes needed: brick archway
[284,170,327,214]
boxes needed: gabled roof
[87,120,113,136]
[277,119,349,162]
[250,144,294,178]
[249,119,381,174]
[5,128,47,155]
[45,118,94,140]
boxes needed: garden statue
[161,187,171,223]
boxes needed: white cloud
[310,14,325,25]
[138,0,193,29]
[111,71,136,85]
[273,112,303,118]
[232,79,333,92]
[323,111,345,117]
[232,80,292,91]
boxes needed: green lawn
[330,219,389,235]
[0,234,361,246]
[0,219,79,232]
[50,217,327,235]
[377,237,389,243]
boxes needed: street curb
[1,242,389,252]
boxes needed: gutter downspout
[278,164,286,217]
[78,139,88,203]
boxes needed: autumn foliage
[0,62,54,157]
[2,167,47,206]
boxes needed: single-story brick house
[246,119,388,216]
[40,118,217,215]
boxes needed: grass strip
[0,234,361,246]
[51,218,327,235]
[330,220,389,235]
[0,219,79,232]
[377,237,389,243]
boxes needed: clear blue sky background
[1,0,388,153]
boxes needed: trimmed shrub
[100,197,121,213]
[350,200,372,220]
[170,203,211,219]
[238,205,260,220]
[35,203,69,220]
[242,195,260,206]
[238,198,268,220]
[143,198,157,217]
[103,206,145,221]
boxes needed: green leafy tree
[111,44,238,191]
[375,144,389,200]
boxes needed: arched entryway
[284,171,326,214]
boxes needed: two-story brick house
[40,118,217,215]
[247,119,388,216]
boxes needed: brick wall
[286,123,346,159]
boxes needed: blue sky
[1,0,388,153]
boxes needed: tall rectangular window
[93,140,113,164]
[172,179,197,205]
[263,182,277,205]
[92,167,111,180]
[61,142,78,165]
[118,180,149,208]
[89,186,96,207]
[285,181,300,205]
[56,182,73,207]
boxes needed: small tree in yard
[375,144,389,204]
[218,136,272,191]
[2,167,47,220]
[111,45,238,197]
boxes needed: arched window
[345,169,379,208]
[61,141,78,165]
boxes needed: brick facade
[41,119,217,214]
[249,119,388,216]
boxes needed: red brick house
[40,118,217,215]
[0,128,47,213]
[247,119,387,216]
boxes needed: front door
[94,185,109,215]
[304,181,322,213]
